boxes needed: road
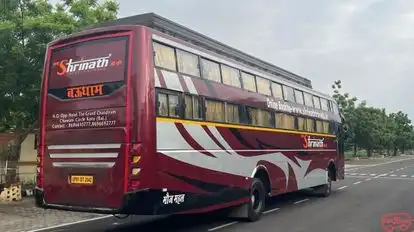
[28,157,414,232]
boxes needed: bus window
[271,82,283,99]
[193,96,203,120]
[205,99,225,122]
[316,120,323,133]
[322,121,330,134]
[226,103,240,124]
[221,65,241,88]
[297,117,306,131]
[282,85,295,102]
[241,72,256,92]
[257,109,272,127]
[313,96,321,109]
[320,98,329,111]
[177,49,200,77]
[275,113,295,129]
[306,118,315,132]
[153,42,176,71]
[201,58,221,83]
[247,107,259,126]
[157,93,168,116]
[304,92,314,107]
[184,95,193,119]
[294,89,304,105]
[256,76,271,96]
[168,94,180,118]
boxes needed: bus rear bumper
[34,187,156,215]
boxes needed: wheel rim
[251,189,262,212]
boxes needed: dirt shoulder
[0,198,105,232]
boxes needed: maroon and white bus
[35,13,345,222]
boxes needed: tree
[390,111,413,155]
[0,0,119,132]
[332,80,358,156]
[332,80,414,157]
[0,0,119,181]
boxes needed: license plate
[70,175,93,184]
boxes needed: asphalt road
[30,157,414,232]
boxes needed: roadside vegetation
[332,80,413,158]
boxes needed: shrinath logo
[54,54,122,76]
[301,135,327,149]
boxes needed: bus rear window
[48,36,129,90]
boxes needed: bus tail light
[36,149,44,189]
[132,168,141,175]
[132,155,141,164]
[128,144,142,191]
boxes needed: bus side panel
[153,118,336,214]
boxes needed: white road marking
[353,181,362,185]
[345,157,414,171]
[365,178,372,181]
[370,174,376,176]
[208,222,239,231]
[411,175,414,178]
[390,174,397,177]
[401,175,407,177]
[25,215,113,232]
[338,186,347,190]
[264,207,280,214]
[359,173,367,176]
[293,199,309,204]
[374,177,414,181]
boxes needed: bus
[35,13,345,222]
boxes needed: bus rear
[35,30,136,212]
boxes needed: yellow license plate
[70,175,93,184]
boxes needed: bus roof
[85,12,313,89]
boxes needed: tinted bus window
[241,72,256,92]
[256,76,271,96]
[153,42,176,71]
[221,65,241,88]
[201,58,221,83]
[177,49,200,77]
[283,85,295,102]
[205,99,225,122]
[271,82,283,99]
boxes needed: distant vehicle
[35,13,345,222]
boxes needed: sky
[50,0,414,119]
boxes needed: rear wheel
[246,178,266,222]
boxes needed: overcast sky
[50,0,414,119]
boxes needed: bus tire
[314,171,332,197]
[228,178,266,222]
[246,178,266,222]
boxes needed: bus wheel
[246,178,266,222]
[314,171,332,197]
[228,178,266,222]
